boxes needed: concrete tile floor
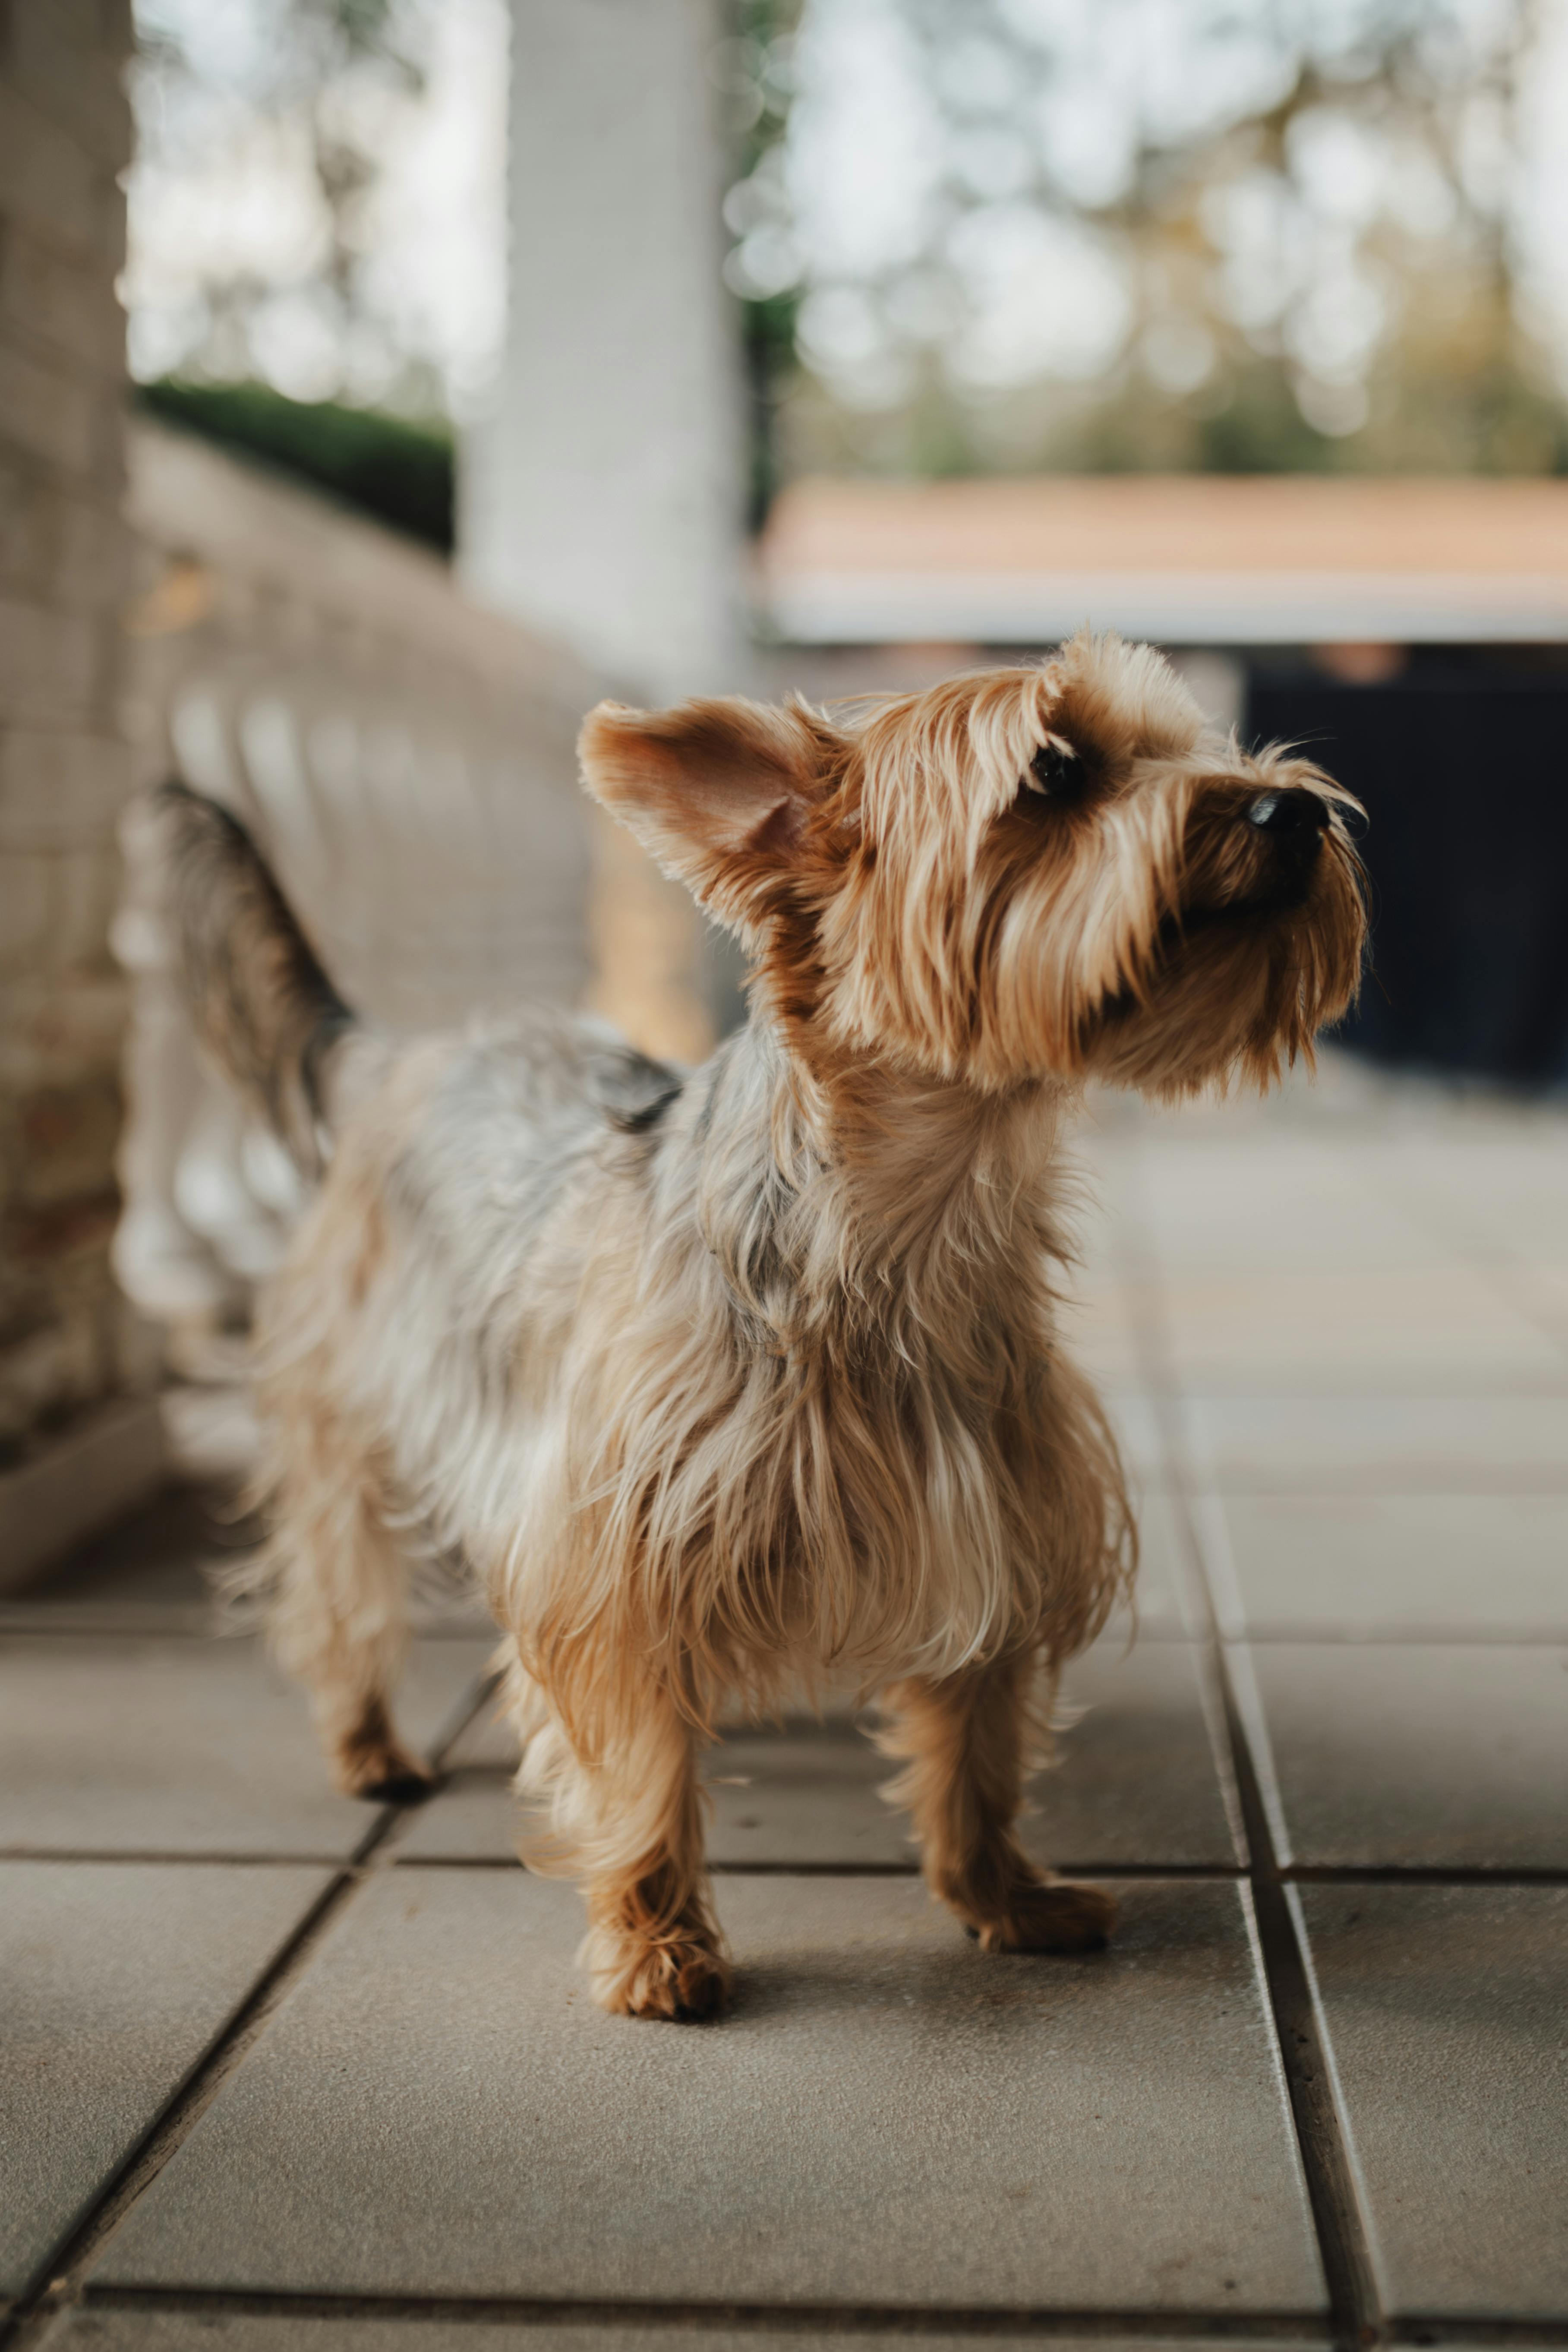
[96,1874,1320,2314]
[1207,1491,1568,1639]
[1237,1640,1568,1871]
[0,1638,490,1860]
[0,1862,331,2303]
[2,1053,1565,2352]
[1297,1883,1568,2321]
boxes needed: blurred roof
[759,475,1568,646]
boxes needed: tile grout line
[0,1670,498,2352]
[1380,2322,1568,2348]
[1108,1139,1384,2352]
[1199,1632,1384,2352]
[8,1845,1562,1887]
[0,1847,417,1868]
[72,2283,1339,2341]
[61,2298,1568,2351]
[1279,1864,1568,1888]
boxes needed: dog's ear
[577,695,840,925]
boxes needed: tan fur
[168,633,1365,2018]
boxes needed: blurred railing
[113,418,706,1353]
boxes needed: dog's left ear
[577,695,840,926]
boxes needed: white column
[461,0,749,703]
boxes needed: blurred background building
[3,0,1568,1573]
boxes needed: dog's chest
[650,1320,1050,1667]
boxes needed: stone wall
[0,0,147,1467]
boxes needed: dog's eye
[1021,737,1085,804]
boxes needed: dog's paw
[360,1762,437,1806]
[330,1696,437,1806]
[336,1740,436,1806]
[975,1879,1117,1955]
[589,1926,733,2021]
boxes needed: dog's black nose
[1247,789,1329,835]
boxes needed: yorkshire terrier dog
[161,631,1364,2019]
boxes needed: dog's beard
[959,807,1365,1100]
[1079,833,1366,1095]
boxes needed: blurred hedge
[134,380,455,554]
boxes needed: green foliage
[135,379,454,552]
[741,290,801,527]
[723,0,802,521]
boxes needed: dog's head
[578,632,1366,1096]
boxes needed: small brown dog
[163,631,1364,2018]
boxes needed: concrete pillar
[461,0,749,704]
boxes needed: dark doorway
[1245,667,1568,1087]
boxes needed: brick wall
[0,0,143,1455]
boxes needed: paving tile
[1061,1121,1146,1278]
[96,1870,1322,2314]
[1356,1134,1568,1273]
[1057,1278,1145,1386]
[0,1637,491,1858]
[384,1773,521,1863]
[0,1486,494,1644]
[1183,1394,1568,1493]
[1119,1481,1193,1632]
[1158,1267,1565,1393]
[1117,1082,1568,1391]
[1530,1262,1568,1346]
[1136,1138,1445,1277]
[1297,1882,1568,2320]
[697,1721,897,1870]
[1045,1636,1241,1866]
[0,1861,328,2302]
[404,1636,1240,1869]
[1237,1641,1568,1870]
[1205,1491,1568,1639]
[1100,1387,1169,1484]
[0,1488,242,1635]
[46,2323,1323,2352]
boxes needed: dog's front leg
[878,1654,1117,1954]
[580,1688,732,2021]
[528,1672,732,2021]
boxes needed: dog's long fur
[161,633,1364,2017]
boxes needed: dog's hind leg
[258,1408,433,1804]
[877,1653,1117,1954]
[518,1671,731,2021]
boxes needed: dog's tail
[155,780,360,1173]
